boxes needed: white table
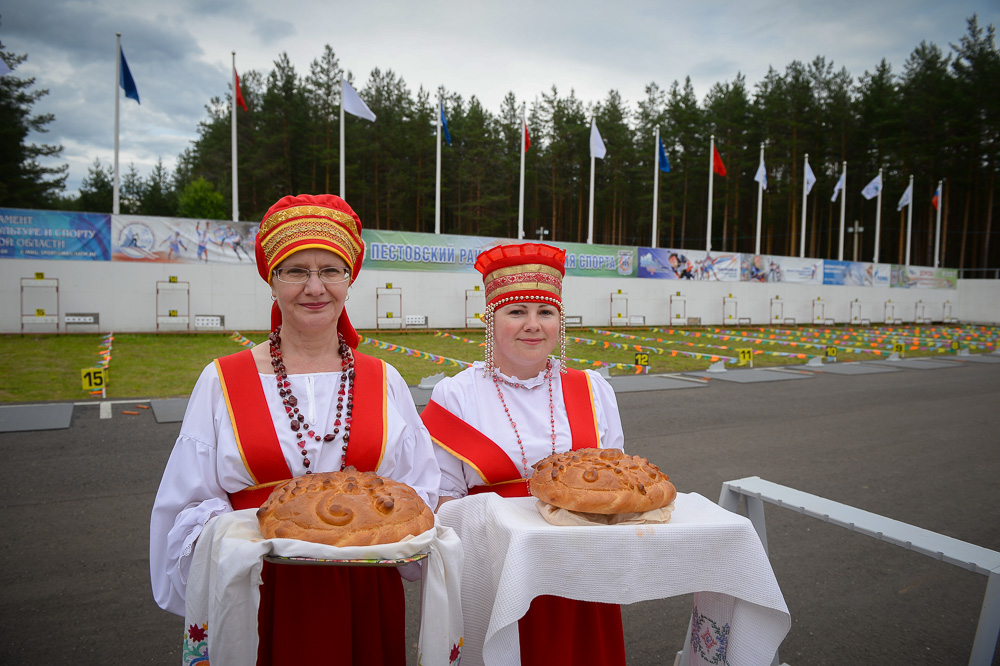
[437,492,790,666]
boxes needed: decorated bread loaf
[257,468,434,547]
[529,448,676,514]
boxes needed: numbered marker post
[950,340,960,352]
[738,348,753,367]
[825,346,838,362]
[893,342,904,358]
[634,353,649,368]
[81,367,106,397]
[169,309,178,317]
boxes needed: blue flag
[440,102,451,146]
[120,46,140,104]
[658,137,671,173]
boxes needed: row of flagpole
[112,38,947,267]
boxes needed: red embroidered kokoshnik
[422,367,627,666]
[215,348,402,666]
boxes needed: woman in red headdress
[421,243,627,665]
[150,194,440,665]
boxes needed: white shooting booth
[156,279,190,331]
[465,287,485,329]
[610,290,629,327]
[848,298,863,325]
[376,284,403,330]
[769,296,785,325]
[669,291,687,326]
[811,297,826,324]
[914,299,928,324]
[20,276,59,333]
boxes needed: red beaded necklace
[492,359,557,487]
[268,326,354,473]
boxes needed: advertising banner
[891,265,958,290]
[112,216,257,264]
[823,260,892,287]
[741,254,823,284]
[638,247,740,281]
[362,229,638,278]
[0,207,111,261]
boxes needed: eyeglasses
[273,267,351,284]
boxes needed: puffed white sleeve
[148,363,232,616]
[378,363,441,510]
[426,373,473,500]
[586,370,626,452]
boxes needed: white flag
[590,120,607,159]
[342,79,376,122]
[831,172,845,202]
[896,182,912,211]
[754,160,767,191]
[861,172,882,200]
[804,161,817,195]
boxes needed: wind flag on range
[587,119,607,244]
[862,169,884,263]
[933,180,943,267]
[435,94,450,234]
[231,53,246,222]
[753,143,766,255]
[652,128,669,247]
[798,154,818,257]
[340,78,376,199]
[113,33,141,216]
[706,135,725,252]
[899,175,914,266]
[518,104,530,239]
[834,162,847,259]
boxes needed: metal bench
[718,476,1000,666]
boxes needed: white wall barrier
[3,257,998,333]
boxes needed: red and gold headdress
[474,243,567,374]
[255,194,365,346]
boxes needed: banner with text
[741,254,824,284]
[637,247,740,281]
[0,207,110,261]
[823,260,892,287]
[112,216,257,264]
[361,229,638,278]
[891,265,958,289]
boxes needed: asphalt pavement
[1,358,998,665]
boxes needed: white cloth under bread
[183,509,464,666]
[437,492,789,666]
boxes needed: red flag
[932,183,941,209]
[235,70,248,111]
[712,145,727,176]
[524,122,531,152]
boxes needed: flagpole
[652,127,660,248]
[339,77,346,199]
[754,143,764,256]
[435,93,442,235]
[838,162,847,260]
[706,135,714,252]
[800,153,809,258]
[113,33,121,216]
[934,179,943,267]
[588,119,596,245]
[231,52,239,223]
[518,103,526,240]
[873,167,883,264]
[904,174,913,266]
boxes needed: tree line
[2,16,997,270]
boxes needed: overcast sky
[3,0,998,196]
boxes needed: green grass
[1,324,994,403]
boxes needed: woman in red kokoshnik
[422,243,627,665]
[149,194,440,665]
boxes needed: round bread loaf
[529,448,676,514]
[256,468,434,547]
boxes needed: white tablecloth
[182,509,464,666]
[437,493,790,666]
